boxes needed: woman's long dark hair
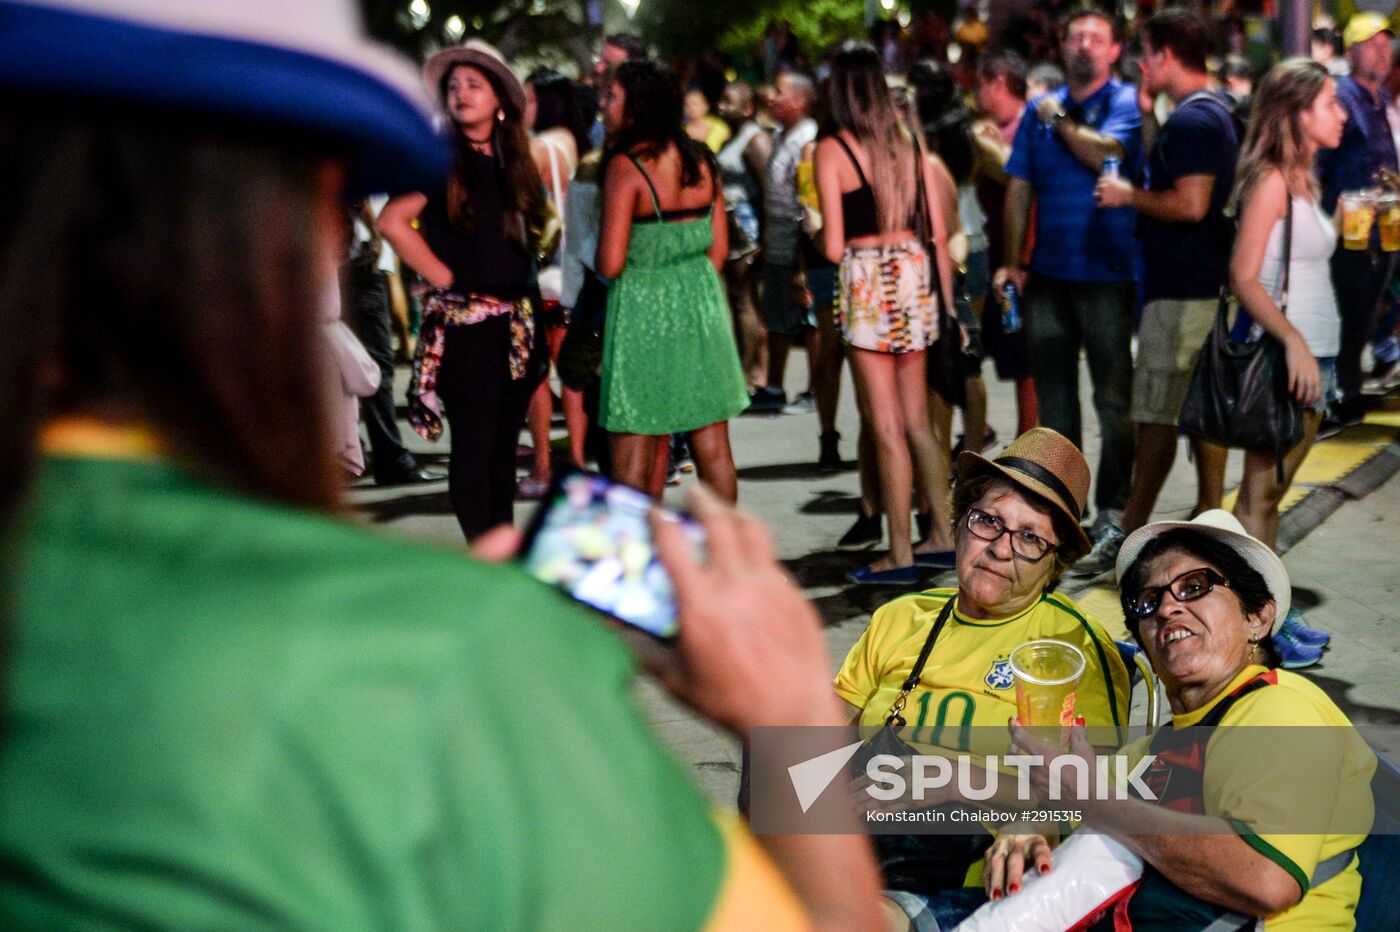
[0,101,340,517]
[527,67,587,155]
[828,41,916,233]
[604,59,708,189]
[908,59,976,186]
[439,63,547,248]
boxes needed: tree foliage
[634,0,863,63]
[360,0,596,66]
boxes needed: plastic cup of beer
[1378,194,1400,252]
[1341,190,1376,251]
[1009,639,1086,746]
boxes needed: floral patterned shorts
[838,240,937,353]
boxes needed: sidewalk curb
[1279,438,1400,554]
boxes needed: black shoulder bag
[911,135,972,407]
[848,598,991,894]
[1179,195,1305,481]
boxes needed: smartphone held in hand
[519,470,704,639]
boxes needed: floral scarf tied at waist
[408,290,535,441]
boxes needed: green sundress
[599,157,750,435]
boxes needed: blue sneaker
[1279,609,1330,648]
[1273,622,1325,669]
[913,549,956,569]
[846,564,919,586]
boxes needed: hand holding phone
[520,472,843,738]
[520,470,700,639]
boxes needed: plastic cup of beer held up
[1341,189,1378,251]
[1009,639,1086,746]
[1378,193,1400,253]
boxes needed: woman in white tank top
[521,69,583,496]
[1227,58,1346,550]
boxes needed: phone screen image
[520,472,701,639]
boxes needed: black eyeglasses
[1123,567,1231,621]
[965,508,1057,561]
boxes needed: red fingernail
[992,889,1002,900]
[1039,864,1050,875]
[1009,883,1020,894]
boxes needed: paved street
[348,350,1400,804]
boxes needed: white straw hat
[1115,509,1291,630]
[423,39,527,115]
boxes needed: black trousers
[342,264,413,479]
[436,315,539,541]
[1330,247,1397,402]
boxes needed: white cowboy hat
[422,39,527,116]
[1115,509,1291,630]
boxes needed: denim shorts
[884,887,989,931]
[962,250,990,310]
[1312,356,1341,414]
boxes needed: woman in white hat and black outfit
[380,40,550,541]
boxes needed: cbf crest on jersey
[985,658,1015,690]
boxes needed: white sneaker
[1362,359,1400,396]
[1072,522,1125,578]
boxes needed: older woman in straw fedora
[984,510,1374,930]
[379,39,551,542]
[834,428,1132,929]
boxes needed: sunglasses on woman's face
[1123,567,1231,621]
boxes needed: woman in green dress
[596,60,751,501]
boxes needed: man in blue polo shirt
[1072,8,1239,579]
[994,4,1142,535]
[1316,12,1398,432]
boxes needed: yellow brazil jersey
[1116,665,1375,931]
[834,587,1132,755]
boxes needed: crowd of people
[0,0,1387,929]
[346,5,1400,669]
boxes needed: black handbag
[556,269,609,391]
[849,599,991,894]
[911,135,971,407]
[1179,196,1305,481]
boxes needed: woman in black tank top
[380,40,550,542]
[813,43,960,584]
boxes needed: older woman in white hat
[0,2,883,928]
[983,510,1375,930]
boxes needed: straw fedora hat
[423,39,527,116]
[1114,510,1291,631]
[956,427,1092,558]
[0,0,445,194]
